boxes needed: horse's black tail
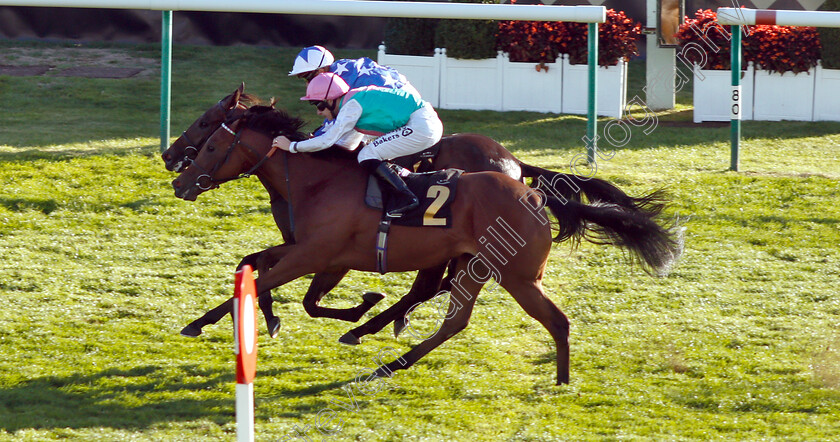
[520,163,667,219]
[545,196,684,277]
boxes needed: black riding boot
[365,160,419,218]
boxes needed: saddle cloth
[365,168,462,228]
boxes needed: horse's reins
[193,121,280,190]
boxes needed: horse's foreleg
[301,269,386,322]
[179,244,287,338]
[180,297,234,337]
[253,244,346,323]
[236,250,265,271]
[341,262,448,345]
[373,257,483,378]
[254,244,294,338]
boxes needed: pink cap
[301,72,350,101]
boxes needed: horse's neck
[257,151,366,204]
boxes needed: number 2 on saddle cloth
[364,168,463,274]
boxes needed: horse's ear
[269,97,277,108]
[230,83,244,108]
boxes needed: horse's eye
[199,121,209,128]
[207,145,215,152]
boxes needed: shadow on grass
[0,364,239,432]
[0,196,59,214]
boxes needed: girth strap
[375,219,392,275]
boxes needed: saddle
[364,159,462,274]
[364,167,462,228]
[391,143,441,171]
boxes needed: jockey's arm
[289,100,363,153]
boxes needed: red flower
[496,8,640,65]
[678,9,821,74]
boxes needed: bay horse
[165,85,670,340]
[170,106,682,384]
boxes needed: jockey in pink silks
[272,72,444,218]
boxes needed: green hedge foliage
[434,0,498,60]
[819,0,840,69]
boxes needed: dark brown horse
[171,106,682,384]
[166,85,670,340]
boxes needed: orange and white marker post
[233,265,258,442]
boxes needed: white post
[236,383,255,442]
[645,0,676,111]
[233,266,258,442]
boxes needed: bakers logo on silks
[401,127,414,137]
[372,132,401,147]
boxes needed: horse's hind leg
[394,259,458,336]
[300,270,386,322]
[341,262,448,345]
[374,257,484,378]
[503,279,570,385]
[252,249,383,336]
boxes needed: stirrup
[386,198,419,218]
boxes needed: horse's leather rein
[191,119,280,190]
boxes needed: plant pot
[561,55,627,118]
[753,68,815,121]
[500,53,563,113]
[813,61,840,122]
[438,49,504,111]
[692,63,754,123]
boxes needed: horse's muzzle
[164,155,193,173]
[172,178,199,201]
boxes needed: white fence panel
[753,69,815,121]
[692,64,754,123]
[813,62,840,122]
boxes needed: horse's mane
[242,105,308,142]
[242,106,361,163]
[238,93,262,107]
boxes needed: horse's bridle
[179,100,244,165]
[190,119,281,191]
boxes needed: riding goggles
[308,100,329,111]
[299,70,319,82]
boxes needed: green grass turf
[0,40,838,441]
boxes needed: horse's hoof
[267,317,281,339]
[180,324,202,337]
[339,331,361,346]
[394,317,407,338]
[362,292,385,305]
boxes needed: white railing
[0,0,606,22]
